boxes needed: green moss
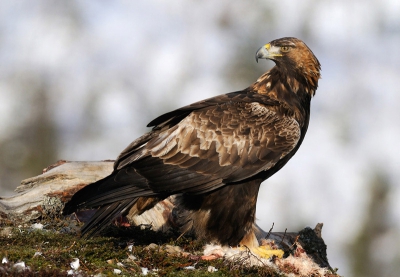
[0,223,294,276]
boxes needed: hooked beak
[255,45,270,63]
[255,43,282,63]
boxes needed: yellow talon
[254,246,284,259]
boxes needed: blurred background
[1,1,399,276]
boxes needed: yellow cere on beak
[255,42,282,62]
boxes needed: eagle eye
[280,46,291,52]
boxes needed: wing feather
[109,100,301,195]
[120,101,302,192]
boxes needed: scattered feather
[13,261,26,271]
[31,223,44,230]
[141,267,149,275]
[127,254,137,261]
[70,258,80,270]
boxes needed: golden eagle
[63,37,321,256]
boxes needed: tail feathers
[63,169,158,238]
[63,174,118,215]
[81,198,138,238]
[63,169,151,215]
[81,187,154,208]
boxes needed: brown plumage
[63,37,321,248]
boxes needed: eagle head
[256,37,321,93]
